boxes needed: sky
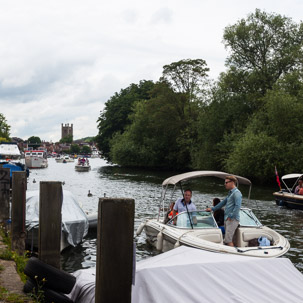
[1,0,302,142]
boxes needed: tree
[161,59,209,96]
[0,113,10,141]
[223,9,303,97]
[60,135,73,144]
[27,136,41,149]
[70,144,80,154]
[223,72,303,182]
[96,80,155,160]
[110,82,199,169]
[81,145,91,155]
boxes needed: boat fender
[174,239,181,248]
[156,230,164,251]
[136,222,146,236]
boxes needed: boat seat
[193,229,223,244]
[234,227,275,247]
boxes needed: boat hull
[25,156,48,168]
[273,191,303,210]
[143,219,290,258]
[75,165,91,172]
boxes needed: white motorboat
[273,173,303,210]
[25,149,48,168]
[25,190,89,252]
[55,155,64,163]
[75,158,91,172]
[62,155,74,163]
[137,171,290,258]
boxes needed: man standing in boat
[172,189,196,224]
[206,175,242,247]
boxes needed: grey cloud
[150,7,173,24]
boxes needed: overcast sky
[1,0,302,142]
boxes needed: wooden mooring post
[0,167,10,225]
[11,171,27,255]
[95,198,135,303]
[39,181,62,269]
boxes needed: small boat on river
[137,171,290,258]
[273,173,303,210]
[25,149,48,168]
[75,158,91,172]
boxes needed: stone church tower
[61,123,73,140]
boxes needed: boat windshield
[167,211,217,229]
[239,209,262,227]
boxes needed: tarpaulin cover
[26,190,89,247]
[68,246,303,303]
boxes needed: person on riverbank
[206,176,242,247]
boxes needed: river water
[27,158,303,273]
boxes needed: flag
[275,166,282,190]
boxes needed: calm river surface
[27,158,303,273]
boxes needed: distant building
[61,123,73,140]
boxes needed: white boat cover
[26,190,89,247]
[68,246,303,303]
[162,171,251,186]
[0,142,21,157]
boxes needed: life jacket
[168,211,178,219]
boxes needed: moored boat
[0,142,29,183]
[137,171,290,258]
[25,149,48,168]
[25,190,89,252]
[273,173,303,210]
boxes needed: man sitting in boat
[172,189,196,225]
[206,175,242,247]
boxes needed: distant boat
[90,147,100,158]
[25,149,48,169]
[273,173,303,210]
[75,158,91,172]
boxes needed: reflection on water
[28,158,303,273]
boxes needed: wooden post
[11,171,27,255]
[95,198,134,303]
[0,167,10,224]
[39,181,62,269]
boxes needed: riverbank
[0,234,32,303]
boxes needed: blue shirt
[211,188,242,221]
[174,198,196,213]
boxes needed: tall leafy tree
[0,113,10,141]
[96,80,155,160]
[110,82,198,169]
[222,9,303,98]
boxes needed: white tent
[69,246,303,303]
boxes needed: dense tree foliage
[96,10,303,183]
[69,144,81,154]
[27,136,41,148]
[95,80,155,160]
[60,135,73,144]
[0,113,10,141]
[81,145,91,154]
